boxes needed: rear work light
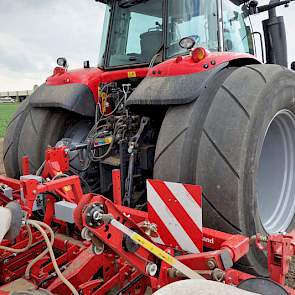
[191,47,207,63]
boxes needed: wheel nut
[146,263,158,276]
[93,211,101,221]
[85,203,104,228]
[81,227,92,241]
[207,259,216,270]
[212,268,225,282]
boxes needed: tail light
[191,47,207,63]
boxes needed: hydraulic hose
[0,223,33,253]
[25,220,55,279]
[26,219,79,295]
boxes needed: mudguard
[126,63,228,106]
[30,83,96,117]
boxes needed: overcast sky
[0,0,294,92]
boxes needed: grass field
[0,103,19,137]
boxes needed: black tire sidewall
[18,108,77,173]
[180,68,238,183]
[154,67,237,183]
[3,98,31,178]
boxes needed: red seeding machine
[1,0,295,293]
[0,146,295,294]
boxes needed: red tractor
[3,0,295,278]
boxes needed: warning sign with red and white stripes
[147,179,203,253]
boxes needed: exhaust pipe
[263,0,288,66]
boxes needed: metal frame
[0,146,295,294]
[217,0,225,51]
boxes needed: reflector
[191,47,207,63]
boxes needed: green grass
[0,103,19,137]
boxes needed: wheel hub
[257,109,295,233]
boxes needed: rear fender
[126,63,228,106]
[29,83,96,117]
[127,55,260,106]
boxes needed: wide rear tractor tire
[17,108,74,174]
[4,106,92,176]
[3,98,31,178]
[154,64,295,275]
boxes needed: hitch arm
[102,214,203,280]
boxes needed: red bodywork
[147,51,259,77]
[47,67,148,103]
[0,147,293,295]
[46,51,259,103]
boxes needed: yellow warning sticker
[128,71,137,78]
[132,233,176,265]
[101,92,107,114]
[63,185,72,192]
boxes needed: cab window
[167,0,218,58]
[222,0,253,54]
[107,0,163,67]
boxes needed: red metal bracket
[112,169,122,206]
[21,175,83,215]
[22,156,30,176]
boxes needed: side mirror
[291,62,295,71]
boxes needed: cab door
[222,0,254,54]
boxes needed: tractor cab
[99,0,163,68]
[98,0,254,69]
